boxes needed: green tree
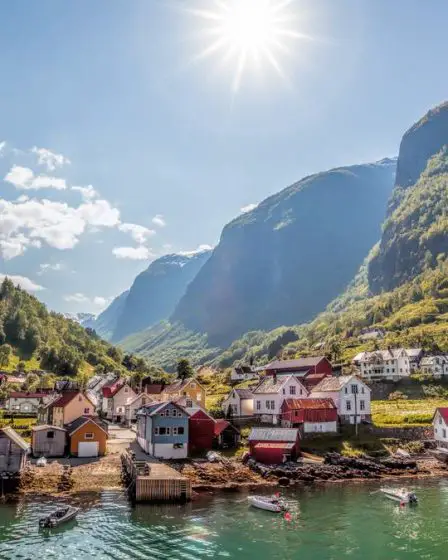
[24,372,39,391]
[0,344,12,368]
[176,358,195,379]
[388,391,408,408]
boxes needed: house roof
[264,357,327,370]
[137,400,187,417]
[1,427,30,451]
[125,392,154,406]
[32,425,67,432]
[144,384,165,395]
[233,388,254,399]
[66,416,108,436]
[353,348,422,362]
[435,408,448,423]
[248,428,299,442]
[312,375,368,393]
[163,378,204,394]
[102,379,125,398]
[282,398,336,410]
[214,419,240,436]
[50,392,94,409]
[9,392,48,399]
[253,374,305,395]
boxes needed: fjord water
[1,481,448,559]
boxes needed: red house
[281,398,338,434]
[188,409,215,454]
[248,427,300,464]
[264,357,332,378]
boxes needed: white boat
[380,487,418,504]
[248,495,287,513]
[36,457,47,467]
[39,506,79,528]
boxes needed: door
[78,441,99,457]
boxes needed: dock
[121,446,192,503]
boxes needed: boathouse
[281,398,338,434]
[32,425,67,457]
[0,427,30,473]
[248,427,300,464]
[213,420,240,449]
[67,416,108,457]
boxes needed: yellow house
[162,378,206,409]
[48,392,95,428]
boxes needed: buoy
[400,501,405,508]
[284,512,292,521]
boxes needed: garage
[78,441,99,457]
[66,416,108,457]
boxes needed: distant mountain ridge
[93,251,211,342]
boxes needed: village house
[137,401,189,459]
[421,356,448,378]
[105,382,137,422]
[263,357,333,390]
[230,365,259,383]
[0,427,30,474]
[311,375,371,425]
[248,427,300,464]
[66,416,108,457]
[161,378,206,409]
[253,375,308,425]
[353,348,423,380]
[124,392,154,426]
[433,408,448,449]
[221,388,254,418]
[100,377,124,416]
[187,408,216,454]
[213,420,240,449]
[281,398,338,434]
[5,392,51,415]
[31,425,67,457]
[39,392,95,428]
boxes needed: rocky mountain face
[96,251,211,342]
[368,102,448,293]
[171,159,397,347]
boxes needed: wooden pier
[121,449,191,503]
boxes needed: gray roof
[353,348,422,362]
[248,428,299,442]
[234,388,254,399]
[253,375,289,394]
[312,375,369,393]
[265,357,326,370]
[66,416,108,436]
[1,427,30,451]
[32,425,67,432]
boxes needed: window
[290,386,296,395]
[197,392,201,401]
[266,401,270,410]
[443,429,447,439]
[171,409,177,417]
[173,427,178,435]
[350,385,358,394]
[360,400,365,411]
[47,431,55,439]
[256,400,261,411]
[85,433,94,440]
[84,408,90,414]
[124,386,129,392]
[142,398,146,405]
[177,426,185,435]
[159,427,167,435]
[361,387,365,394]
[190,382,196,388]
[439,418,443,425]
[186,399,193,408]
[344,387,348,394]
[282,388,285,395]
[154,427,160,435]
[270,400,275,410]
[160,411,165,417]
[346,401,352,411]
[166,427,171,435]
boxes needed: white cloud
[4,165,66,190]
[0,141,6,155]
[64,293,110,308]
[0,197,121,259]
[0,273,44,292]
[112,246,153,260]
[240,203,258,213]
[179,244,213,257]
[38,262,64,275]
[118,223,156,244]
[152,214,166,228]
[72,185,98,201]
[32,147,71,171]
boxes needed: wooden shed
[248,428,300,464]
[213,420,241,449]
[188,409,215,454]
[0,427,30,474]
[32,425,67,457]
[67,416,108,457]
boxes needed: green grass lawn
[372,398,447,426]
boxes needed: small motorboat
[39,506,79,528]
[380,487,418,504]
[36,456,47,467]
[248,494,287,513]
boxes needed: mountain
[91,290,129,340]
[369,101,448,293]
[97,251,211,342]
[172,159,396,347]
[63,312,97,328]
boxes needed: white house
[433,408,448,449]
[311,375,371,424]
[6,392,52,415]
[421,356,448,378]
[124,392,154,426]
[230,366,259,383]
[353,349,412,381]
[253,375,308,425]
[222,388,254,417]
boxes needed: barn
[281,398,338,434]
[188,409,215,454]
[248,428,300,464]
[32,425,67,457]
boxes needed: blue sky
[0,0,447,314]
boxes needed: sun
[190,0,309,92]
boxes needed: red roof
[102,380,124,398]
[282,398,336,410]
[253,442,295,450]
[436,408,448,423]
[281,398,337,424]
[9,392,47,399]
[51,392,92,409]
[144,384,164,395]
[214,420,230,436]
